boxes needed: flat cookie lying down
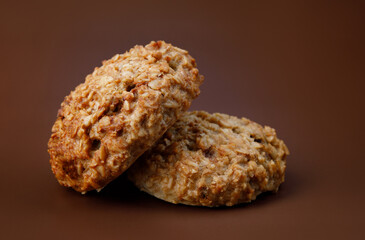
[127,111,289,207]
[48,41,203,193]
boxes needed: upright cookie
[127,111,289,207]
[48,41,203,193]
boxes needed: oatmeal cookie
[48,41,203,193]
[127,111,289,207]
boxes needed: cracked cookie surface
[127,111,289,207]
[48,41,203,193]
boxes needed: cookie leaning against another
[127,111,289,207]
[48,41,204,193]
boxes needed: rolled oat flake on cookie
[48,41,204,193]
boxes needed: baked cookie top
[127,111,289,207]
[48,41,203,193]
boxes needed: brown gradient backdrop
[0,0,364,239]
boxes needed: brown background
[1,0,364,239]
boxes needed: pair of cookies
[48,41,289,207]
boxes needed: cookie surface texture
[48,41,203,193]
[127,111,289,207]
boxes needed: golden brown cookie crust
[48,41,203,193]
[127,111,289,207]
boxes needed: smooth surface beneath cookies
[1,1,364,240]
